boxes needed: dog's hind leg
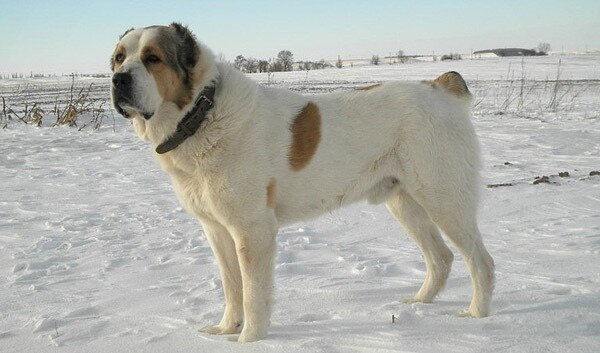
[429,208,494,317]
[410,188,495,317]
[387,190,454,303]
[199,219,244,335]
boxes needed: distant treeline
[474,43,551,57]
[229,50,334,73]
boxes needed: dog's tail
[424,71,472,100]
[435,71,471,97]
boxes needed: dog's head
[110,23,200,120]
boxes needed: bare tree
[243,58,259,73]
[441,53,462,61]
[537,42,551,55]
[270,61,283,72]
[371,55,380,65]
[336,55,343,68]
[234,55,246,70]
[397,50,408,63]
[258,60,269,73]
[277,50,294,71]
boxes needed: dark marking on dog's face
[168,22,200,86]
[120,28,134,40]
[109,23,200,119]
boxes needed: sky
[1,0,599,74]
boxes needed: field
[1,54,599,353]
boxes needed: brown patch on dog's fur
[289,102,321,171]
[141,43,192,109]
[356,83,381,91]
[266,179,277,208]
[428,71,470,97]
[236,240,250,266]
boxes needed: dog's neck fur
[131,43,259,169]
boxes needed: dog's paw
[458,308,488,318]
[198,323,242,335]
[402,296,432,304]
[237,327,267,343]
[198,325,222,335]
[458,310,475,318]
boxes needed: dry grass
[1,75,113,131]
[472,59,594,116]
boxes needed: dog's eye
[145,55,161,64]
[115,53,125,63]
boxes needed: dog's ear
[111,28,134,71]
[119,27,134,40]
[170,22,200,84]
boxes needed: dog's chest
[157,154,220,219]
[170,170,218,219]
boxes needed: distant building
[473,48,543,57]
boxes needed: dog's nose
[112,72,132,90]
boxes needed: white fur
[115,28,495,343]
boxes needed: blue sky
[1,0,599,74]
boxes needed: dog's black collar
[155,80,218,154]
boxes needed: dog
[110,23,495,343]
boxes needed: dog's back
[260,73,478,225]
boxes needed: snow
[1,55,599,352]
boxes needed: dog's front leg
[131,116,149,141]
[230,215,277,343]
[199,219,244,335]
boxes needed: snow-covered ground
[1,55,599,352]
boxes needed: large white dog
[110,23,495,343]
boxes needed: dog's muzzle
[111,72,135,118]
[111,72,154,120]
[112,72,132,93]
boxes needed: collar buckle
[198,95,214,107]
